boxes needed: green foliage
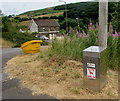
[2,16,38,47]
[111,2,119,31]
[17,25,27,29]
[3,31,37,47]
[41,40,49,46]
[106,36,119,70]
[31,32,38,35]
[14,17,31,22]
[49,35,97,61]
[49,33,119,70]
[54,2,117,24]
[60,18,77,29]
[60,29,66,34]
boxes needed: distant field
[34,12,63,18]
[19,20,30,26]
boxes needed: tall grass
[49,32,98,61]
[49,35,119,70]
[107,36,120,70]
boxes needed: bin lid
[21,40,42,48]
[83,46,106,53]
[83,46,106,58]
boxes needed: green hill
[18,7,65,18]
[18,2,116,21]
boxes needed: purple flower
[84,34,89,37]
[109,24,113,28]
[96,23,99,28]
[86,34,90,37]
[89,19,92,26]
[79,33,83,37]
[88,19,95,30]
[112,34,119,37]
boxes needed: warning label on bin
[87,63,95,68]
[87,68,96,79]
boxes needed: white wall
[29,20,38,33]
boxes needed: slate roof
[33,19,60,27]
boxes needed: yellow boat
[21,40,42,54]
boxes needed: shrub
[3,31,38,47]
[41,40,49,46]
[2,16,39,47]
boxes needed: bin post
[83,0,108,91]
[83,46,107,91]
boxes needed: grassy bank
[48,34,119,70]
[5,48,118,99]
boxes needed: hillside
[18,7,65,18]
[18,2,116,20]
[16,2,117,30]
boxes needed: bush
[41,40,49,46]
[3,31,38,47]
[2,16,39,47]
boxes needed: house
[29,19,60,39]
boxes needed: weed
[58,63,61,67]
[70,88,80,94]
[32,71,37,75]
[46,69,50,72]
[24,60,32,63]
[39,54,44,58]
[62,66,67,69]
[74,73,80,78]
[107,90,113,96]
[69,69,73,72]
[55,70,59,73]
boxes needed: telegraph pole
[98,0,108,48]
[59,0,68,35]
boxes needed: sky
[0,0,93,15]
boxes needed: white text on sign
[87,63,95,68]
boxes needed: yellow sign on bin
[21,40,42,54]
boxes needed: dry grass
[19,20,30,26]
[5,49,118,99]
[17,12,63,18]
[0,38,14,48]
[16,15,28,18]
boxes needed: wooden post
[98,0,108,48]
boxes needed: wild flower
[88,19,95,30]
[109,24,113,28]
[96,23,99,29]
[78,33,83,37]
